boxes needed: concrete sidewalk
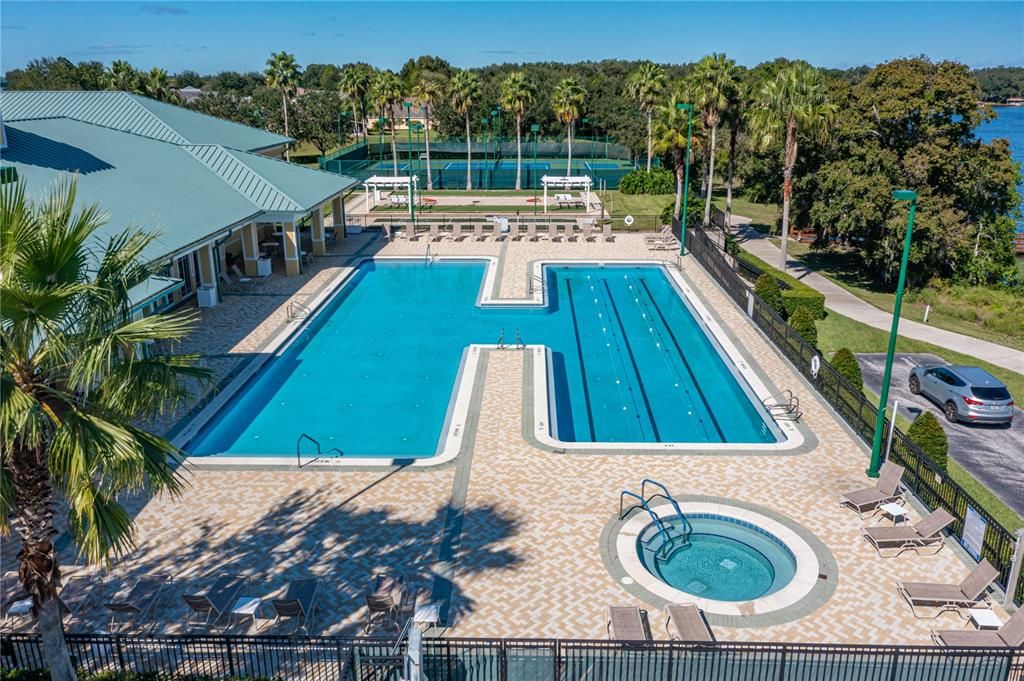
[730,222,1024,374]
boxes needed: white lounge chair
[230,264,253,283]
[451,223,463,241]
[526,222,537,241]
[602,221,614,242]
[508,221,521,240]
[428,222,439,241]
[564,222,576,241]
[580,220,593,242]
[548,222,560,241]
[473,222,484,241]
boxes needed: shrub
[732,250,826,319]
[907,411,949,472]
[789,307,818,348]
[659,196,706,229]
[831,347,863,391]
[754,274,786,318]
[618,169,675,195]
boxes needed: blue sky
[2,1,1022,74]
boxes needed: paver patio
[2,231,1007,644]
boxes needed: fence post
[114,635,126,672]
[886,649,900,681]
[225,636,235,677]
[1005,529,1024,608]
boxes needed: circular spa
[613,500,826,619]
[637,515,796,602]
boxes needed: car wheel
[943,401,959,423]
[909,376,921,395]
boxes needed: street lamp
[675,102,695,256]
[866,189,918,478]
[581,117,590,159]
[404,102,415,222]
[377,116,387,162]
[531,124,540,214]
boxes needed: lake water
[977,105,1024,269]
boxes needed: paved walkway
[731,222,1024,374]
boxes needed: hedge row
[733,248,826,319]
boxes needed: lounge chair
[59,574,102,626]
[602,221,614,242]
[508,221,521,241]
[664,604,716,642]
[182,574,248,630]
[839,461,905,518]
[607,605,651,641]
[897,559,998,619]
[381,224,393,241]
[230,264,253,284]
[932,607,1024,647]
[473,222,484,241]
[526,222,537,241]
[218,270,236,290]
[106,574,171,633]
[271,578,320,634]
[451,223,463,241]
[862,508,955,557]
[645,226,672,244]
[428,222,439,241]
[548,222,560,241]
[564,222,576,241]
[1,571,32,625]
[364,572,408,633]
[405,223,417,241]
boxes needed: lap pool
[186,260,782,458]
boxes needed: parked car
[908,365,1014,426]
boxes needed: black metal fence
[686,227,1023,607]
[3,634,1021,681]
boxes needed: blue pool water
[637,516,797,601]
[188,261,778,457]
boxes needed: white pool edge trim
[177,256,802,468]
[615,501,821,617]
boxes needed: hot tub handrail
[641,479,692,537]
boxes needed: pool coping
[176,256,812,469]
[600,495,838,628]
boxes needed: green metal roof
[128,275,184,313]
[2,117,356,262]
[0,90,292,152]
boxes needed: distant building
[174,86,207,104]
[1006,97,1024,107]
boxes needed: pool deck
[4,231,1011,643]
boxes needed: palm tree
[449,70,482,190]
[0,178,209,681]
[748,63,836,270]
[411,78,443,190]
[370,71,404,176]
[144,67,173,102]
[653,90,704,223]
[626,63,667,172]
[723,78,750,230]
[338,65,372,141]
[551,78,586,175]
[265,51,301,160]
[499,71,535,191]
[105,60,141,93]
[690,53,740,228]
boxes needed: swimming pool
[637,515,797,601]
[186,260,781,458]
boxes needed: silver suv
[908,365,1014,426]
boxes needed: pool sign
[962,505,987,561]
[810,355,821,379]
[624,214,635,226]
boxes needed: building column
[197,243,217,287]
[311,207,326,256]
[282,221,301,276]
[241,223,260,276]
[332,195,345,241]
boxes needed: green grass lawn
[422,190,536,197]
[601,190,675,218]
[371,204,584,214]
[711,189,778,228]
[816,310,1023,531]
[776,240,1024,351]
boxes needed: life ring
[624,215,635,226]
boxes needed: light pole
[581,117,590,159]
[404,102,415,222]
[676,102,694,256]
[378,116,387,162]
[491,108,501,155]
[866,189,918,478]
[531,124,540,214]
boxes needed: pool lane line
[639,278,725,442]
[601,279,661,441]
[564,279,598,440]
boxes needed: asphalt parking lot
[856,352,1024,517]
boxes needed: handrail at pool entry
[618,489,689,559]
[295,432,343,467]
[640,479,692,537]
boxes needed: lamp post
[531,124,540,214]
[377,116,387,162]
[491,108,500,155]
[581,117,590,159]
[675,102,694,256]
[866,189,918,478]
[404,102,415,222]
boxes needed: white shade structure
[541,175,592,214]
[364,175,418,217]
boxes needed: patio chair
[897,559,999,618]
[548,222,560,241]
[526,222,537,241]
[508,220,521,241]
[59,574,102,627]
[603,221,614,242]
[607,605,651,641]
[230,264,253,284]
[451,223,463,241]
[862,508,955,557]
[564,222,577,241]
[428,222,439,241]
[182,574,248,630]
[271,578,320,634]
[838,461,905,518]
[106,574,172,633]
[1,571,31,625]
[218,270,236,290]
[932,607,1024,647]
[364,572,408,633]
[405,223,417,241]
[645,226,672,245]
[664,604,716,643]
[473,222,484,241]
[381,224,393,241]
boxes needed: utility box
[256,257,272,277]
[197,285,218,308]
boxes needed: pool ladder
[529,274,546,295]
[619,479,692,560]
[296,432,343,467]
[287,300,311,321]
[496,328,525,351]
[762,390,802,421]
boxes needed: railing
[686,227,1023,607]
[286,300,312,321]
[3,634,1020,680]
[296,432,343,467]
